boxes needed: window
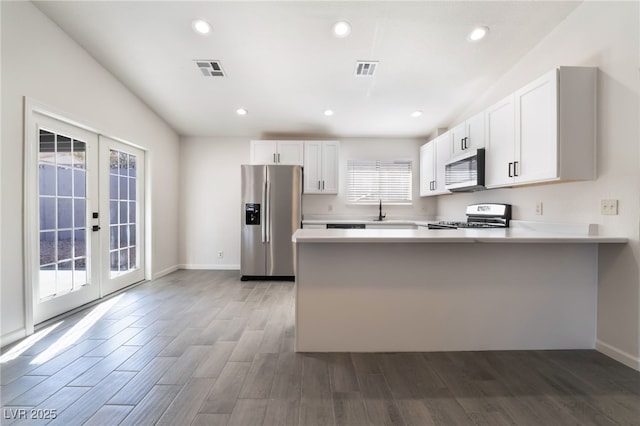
[347,159,412,204]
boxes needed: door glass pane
[40,197,56,230]
[40,231,55,265]
[40,164,56,196]
[73,140,86,169]
[110,225,118,251]
[38,129,89,301]
[57,166,72,196]
[58,198,72,229]
[109,149,139,276]
[74,199,86,228]
[57,230,72,261]
[74,230,86,257]
[74,169,86,197]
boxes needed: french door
[31,112,146,324]
[99,136,145,296]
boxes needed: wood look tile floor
[2,270,640,425]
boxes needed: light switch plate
[601,199,618,215]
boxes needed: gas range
[427,203,512,230]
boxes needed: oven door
[445,148,485,192]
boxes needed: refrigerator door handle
[265,180,271,243]
[261,180,267,243]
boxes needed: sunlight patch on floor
[0,322,63,364]
[30,294,124,365]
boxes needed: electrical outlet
[535,201,543,215]
[601,199,618,215]
[217,251,224,258]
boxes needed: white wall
[1,2,180,345]
[179,137,248,269]
[302,138,432,220]
[178,137,432,269]
[435,1,640,368]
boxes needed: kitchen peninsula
[292,224,626,352]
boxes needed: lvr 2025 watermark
[3,408,57,420]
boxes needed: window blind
[347,159,412,204]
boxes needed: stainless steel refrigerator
[241,165,302,280]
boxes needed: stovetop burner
[427,203,512,230]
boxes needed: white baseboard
[1,328,27,349]
[178,264,240,271]
[152,265,179,280]
[596,339,640,371]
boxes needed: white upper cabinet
[485,67,596,189]
[419,142,434,197]
[451,111,485,156]
[420,132,451,197]
[250,140,304,165]
[514,70,558,184]
[485,95,516,188]
[303,140,339,194]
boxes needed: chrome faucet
[378,200,386,221]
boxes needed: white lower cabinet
[485,67,596,188]
[303,141,339,194]
[420,133,451,196]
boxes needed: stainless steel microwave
[445,148,485,192]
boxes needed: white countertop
[292,227,627,244]
[303,218,430,226]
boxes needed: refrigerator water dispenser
[245,203,260,225]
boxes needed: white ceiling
[34,1,580,138]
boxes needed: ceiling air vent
[355,61,378,77]
[195,60,225,77]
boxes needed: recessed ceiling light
[468,26,489,42]
[192,19,212,35]
[411,111,423,118]
[236,108,248,116]
[332,21,351,38]
[324,109,334,116]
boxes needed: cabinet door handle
[273,153,276,163]
[513,161,519,177]
[278,153,281,163]
[318,180,321,190]
[464,137,469,149]
[508,162,513,177]
[461,139,464,151]
[322,180,325,190]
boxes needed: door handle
[262,181,267,243]
[277,153,281,163]
[508,162,513,177]
[273,153,276,163]
[322,180,325,190]
[92,225,101,232]
[265,180,271,243]
[513,161,519,177]
[318,180,321,190]
[464,137,469,149]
